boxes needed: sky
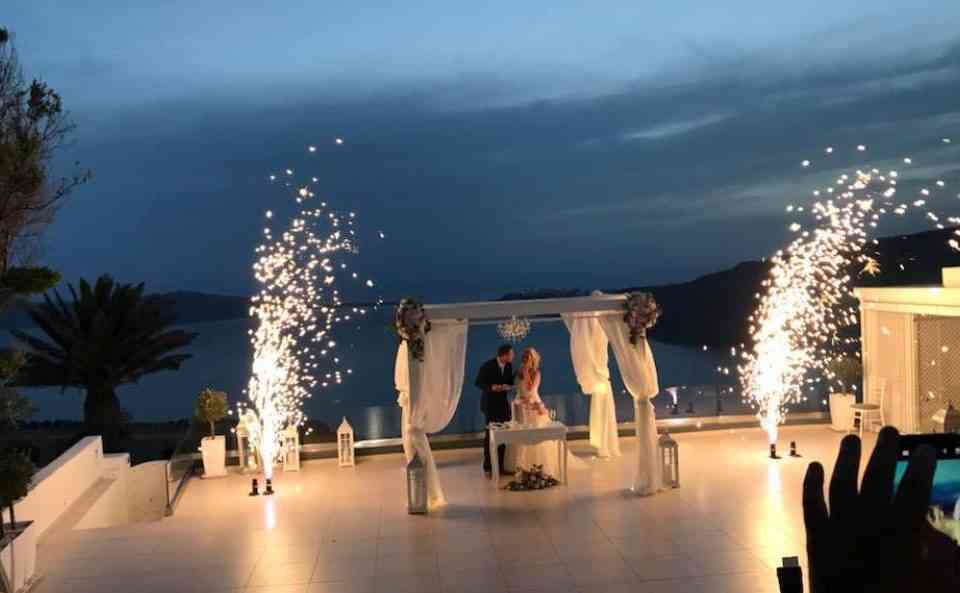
[6,1,960,302]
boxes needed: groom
[476,344,514,476]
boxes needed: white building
[855,267,960,433]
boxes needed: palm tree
[11,275,197,449]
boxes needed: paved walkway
[32,424,865,593]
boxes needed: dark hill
[499,226,960,348]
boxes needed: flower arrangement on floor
[506,465,559,491]
[394,298,431,361]
[624,292,661,345]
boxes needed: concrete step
[39,476,118,543]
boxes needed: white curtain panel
[599,315,661,495]
[861,309,918,432]
[563,313,621,458]
[393,341,414,463]
[407,321,469,508]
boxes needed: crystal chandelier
[497,316,531,342]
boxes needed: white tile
[565,557,636,588]
[247,585,309,593]
[373,572,441,593]
[312,558,376,582]
[31,426,866,593]
[248,561,317,587]
[306,581,376,593]
[694,550,768,576]
[631,555,705,582]
[439,567,506,593]
[501,563,576,592]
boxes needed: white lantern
[407,452,427,514]
[337,417,355,467]
[235,424,258,473]
[237,409,261,473]
[658,431,679,488]
[282,425,301,472]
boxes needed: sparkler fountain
[740,139,959,452]
[242,145,376,484]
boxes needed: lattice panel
[915,316,960,432]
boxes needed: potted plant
[0,449,37,593]
[196,388,229,478]
[826,356,863,432]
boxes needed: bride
[509,347,564,478]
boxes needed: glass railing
[165,418,240,514]
[298,383,829,444]
[164,419,204,515]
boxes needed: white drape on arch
[563,313,621,458]
[405,321,469,508]
[393,341,414,463]
[598,316,661,495]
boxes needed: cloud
[619,113,734,141]
[32,13,960,299]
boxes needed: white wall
[2,436,169,538]
[2,437,105,538]
[73,454,131,531]
[128,461,168,523]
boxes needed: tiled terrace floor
[33,424,869,593]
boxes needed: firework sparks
[741,139,959,445]
[243,147,373,479]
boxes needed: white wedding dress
[508,370,565,479]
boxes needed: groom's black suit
[476,357,513,473]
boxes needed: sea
[12,310,824,440]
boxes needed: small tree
[0,350,31,429]
[11,275,197,450]
[0,28,90,274]
[827,356,863,393]
[0,449,34,536]
[195,389,228,438]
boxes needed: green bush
[827,356,862,393]
[0,266,61,295]
[195,389,228,437]
[0,449,35,532]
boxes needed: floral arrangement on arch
[394,298,431,362]
[624,292,661,345]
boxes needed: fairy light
[244,146,374,480]
[741,139,960,445]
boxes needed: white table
[488,421,569,486]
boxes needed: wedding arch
[392,292,662,507]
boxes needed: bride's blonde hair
[521,347,541,373]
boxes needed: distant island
[3,227,958,348]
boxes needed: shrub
[827,356,862,393]
[195,389,228,437]
[0,449,35,533]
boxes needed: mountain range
[3,227,959,347]
[501,226,960,347]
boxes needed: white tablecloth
[488,422,569,485]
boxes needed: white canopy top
[855,267,960,316]
[423,293,627,322]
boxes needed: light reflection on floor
[34,424,870,593]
